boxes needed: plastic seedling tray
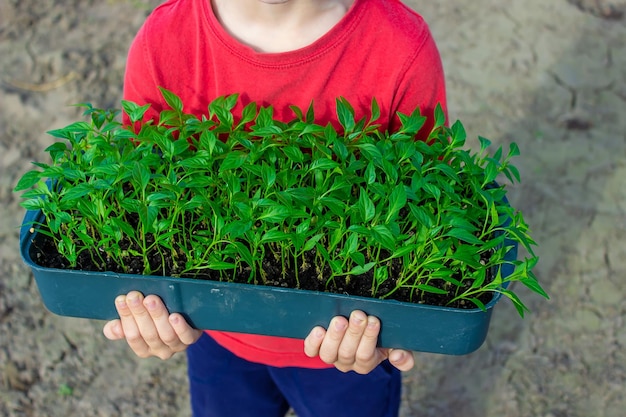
[19,209,515,355]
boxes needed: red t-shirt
[123,0,447,368]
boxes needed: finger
[317,315,349,364]
[303,326,326,358]
[336,310,369,364]
[388,349,415,371]
[169,313,203,346]
[143,295,182,349]
[352,315,383,369]
[117,292,153,357]
[102,319,124,340]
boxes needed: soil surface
[1,1,625,416]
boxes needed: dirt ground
[1,0,625,416]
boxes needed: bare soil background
[1,1,625,416]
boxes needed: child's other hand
[102,291,202,360]
[303,310,415,374]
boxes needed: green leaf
[349,251,365,267]
[305,101,315,123]
[493,147,503,163]
[336,97,355,133]
[506,164,521,183]
[207,261,237,271]
[371,224,396,251]
[389,244,416,259]
[449,120,466,147]
[302,234,324,252]
[137,204,158,234]
[434,104,446,129]
[343,232,359,254]
[290,104,304,121]
[409,204,434,228]
[283,146,305,163]
[358,188,375,222]
[62,183,93,201]
[397,111,426,134]
[176,155,210,169]
[318,197,346,217]
[258,205,291,223]
[234,242,255,267]
[21,198,46,211]
[417,284,448,295]
[14,171,42,192]
[447,216,479,233]
[433,163,460,182]
[470,269,487,289]
[356,143,383,164]
[444,228,483,245]
[499,288,529,317]
[347,225,371,237]
[63,169,86,181]
[506,224,536,256]
[239,101,258,127]
[386,185,407,223]
[219,151,248,173]
[478,136,491,152]
[332,139,348,161]
[370,97,381,123]
[374,266,388,285]
[120,198,141,213]
[132,161,151,191]
[508,142,521,157]
[159,87,183,113]
[348,262,376,276]
[47,122,91,140]
[309,158,339,171]
[261,229,290,243]
[77,199,98,220]
[467,297,486,311]
[223,220,252,239]
[483,160,499,185]
[45,142,69,161]
[121,100,151,123]
[261,163,276,188]
[364,162,376,185]
[381,160,398,183]
[423,183,441,201]
[479,234,506,253]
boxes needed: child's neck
[211,0,354,53]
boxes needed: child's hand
[303,310,415,374]
[102,291,202,360]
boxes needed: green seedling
[15,88,548,316]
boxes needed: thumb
[388,349,415,371]
[103,319,124,340]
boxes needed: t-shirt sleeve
[390,26,448,140]
[122,20,163,127]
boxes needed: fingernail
[127,294,140,307]
[334,320,347,331]
[391,350,405,363]
[144,298,156,310]
[314,327,324,338]
[351,315,364,325]
[115,296,127,309]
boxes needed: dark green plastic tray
[19,209,515,354]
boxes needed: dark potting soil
[29,230,494,309]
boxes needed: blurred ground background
[1,0,625,416]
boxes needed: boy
[103,0,447,415]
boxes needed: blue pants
[186,333,402,417]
